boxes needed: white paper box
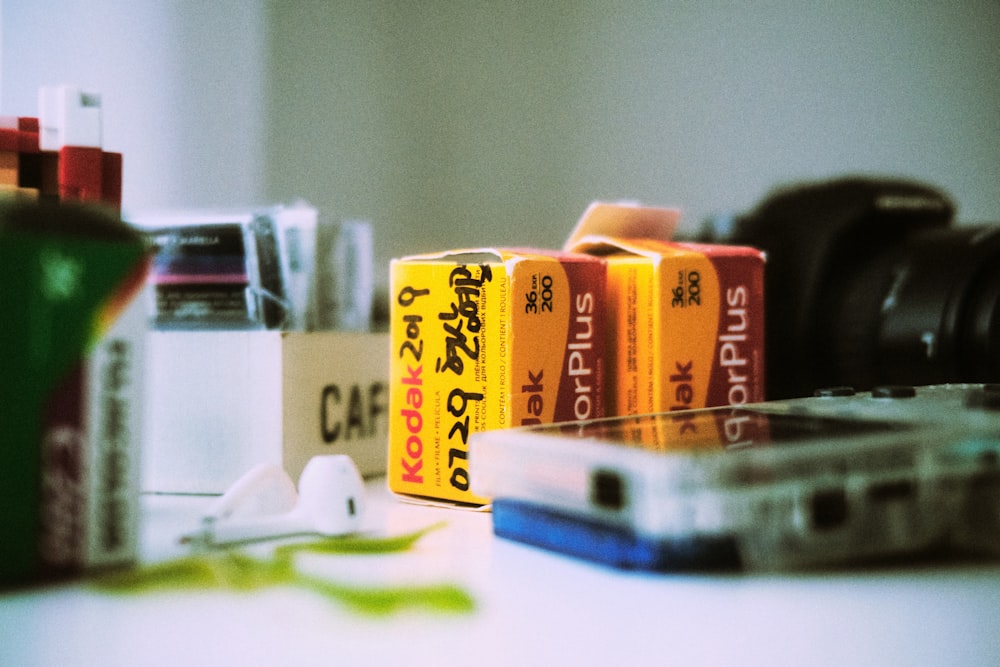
[143,331,388,494]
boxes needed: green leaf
[275,521,447,559]
[88,522,474,616]
[293,573,476,616]
[91,552,288,594]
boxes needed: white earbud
[203,461,298,522]
[194,455,366,546]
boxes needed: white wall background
[1,0,267,214]
[3,1,999,283]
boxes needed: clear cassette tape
[133,204,373,331]
[469,384,1000,571]
[137,211,285,329]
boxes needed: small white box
[38,85,103,150]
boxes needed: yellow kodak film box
[388,248,607,505]
[567,203,765,419]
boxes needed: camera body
[699,176,1000,399]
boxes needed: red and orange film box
[388,248,607,505]
[566,202,766,418]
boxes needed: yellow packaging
[567,202,766,418]
[388,248,606,504]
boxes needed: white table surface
[3,477,1000,667]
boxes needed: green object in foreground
[1,201,150,586]
[91,523,475,616]
[274,521,448,558]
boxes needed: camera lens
[710,177,1000,397]
[828,225,1000,388]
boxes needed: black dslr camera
[696,176,1000,399]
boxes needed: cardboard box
[567,202,766,416]
[142,330,389,494]
[388,248,607,505]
